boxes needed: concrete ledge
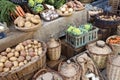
[0,30,33,52]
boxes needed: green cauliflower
[67,26,74,33]
[34,0,44,4]
[33,4,44,13]
[72,28,81,36]
[28,0,35,7]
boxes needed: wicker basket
[32,68,64,80]
[57,10,73,17]
[87,40,113,69]
[94,13,120,29]
[15,23,41,32]
[66,27,99,48]
[47,40,61,60]
[107,55,120,80]
[70,51,105,80]
[58,61,81,80]
[0,41,47,80]
[106,35,120,55]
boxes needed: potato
[29,52,35,57]
[14,17,20,25]
[25,21,32,28]
[3,68,10,72]
[19,62,24,66]
[18,20,25,27]
[38,43,42,48]
[26,56,31,61]
[7,52,14,58]
[0,56,7,63]
[6,48,12,53]
[18,56,25,62]
[5,61,13,68]
[1,52,7,56]
[20,50,27,57]
[24,60,27,64]
[22,41,28,46]
[15,45,21,51]
[9,57,17,61]
[34,15,40,19]
[0,62,4,67]
[30,17,40,24]
[25,13,34,18]
[28,48,34,52]
[13,61,19,67]
[14,51,19,57]
[0,67,3,72]
[27,44,32,48]
[33,40,38,45]
[26,40,32,44]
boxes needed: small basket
[106,35,120,55]
[66,27,99,48]
[47,40,61,60]
[58,61,81,80]
[0,40,47,80]
[107,54,120,80]
[15,23,41,32]
[33,68,64,80]
[40,9,59,21]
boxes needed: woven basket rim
[58,61,80,78]
[32,68,64,80]
[86,41,113,56]
[47,39,61,49]
[106,35,120,46]
[0,40,47,76]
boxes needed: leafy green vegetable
[33,4,44,13]
[0,0,16,25]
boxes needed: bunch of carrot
[11,5,25,20]
[108,36,120,44]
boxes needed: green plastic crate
[66,27,99,48]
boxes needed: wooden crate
[61,39,86,59]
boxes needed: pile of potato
[58,4,74,15]
[66,0,84,11]
[99,15,120,21]
[0,40,43,73]
[14,13,41,28]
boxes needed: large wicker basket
[106,35,120,55]
[70,51,105,80]
[107,55,120,80]
[47,40,61,60]
[0,41,47,80]
[87,41,113,69]
[32,68,64,80]
[58,61,81,80]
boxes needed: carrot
[17,6,25,16]
[16,6,23,16]
[14,10,20,17]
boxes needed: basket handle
[32,69,47,80]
